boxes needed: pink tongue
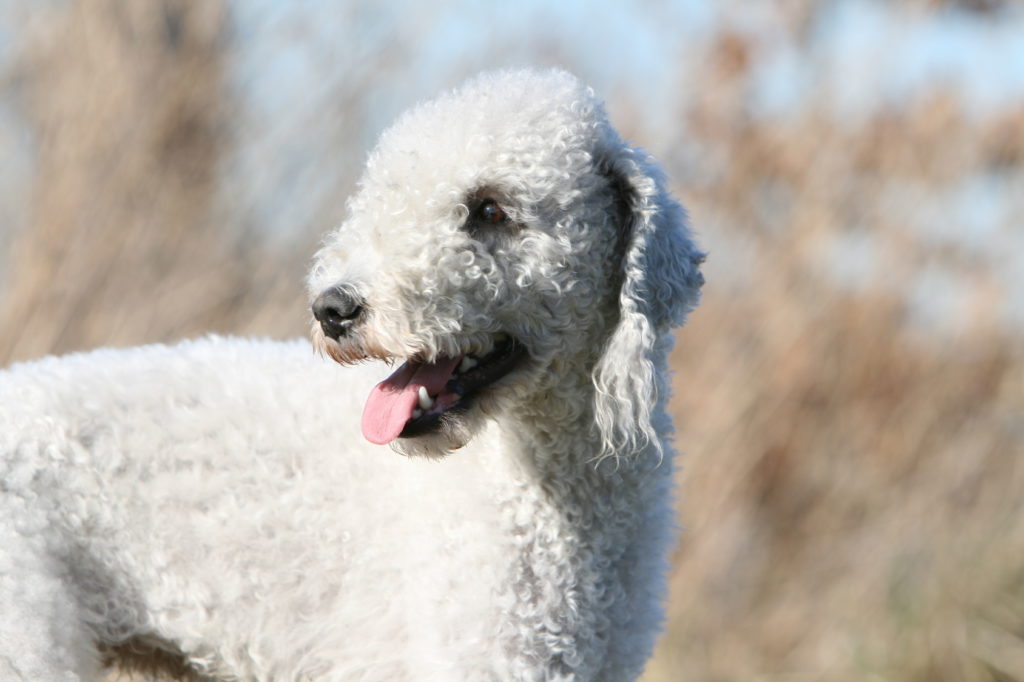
[361,355,463,445]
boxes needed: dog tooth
[412,408,423,419]
[459,356,477,373]
[417,386,433,410]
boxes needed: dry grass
[643,24,1024,682]
[0,0,314,365]
[1,2,1021,680]
[650,272,1024,681]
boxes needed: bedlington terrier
[0,69,703,681]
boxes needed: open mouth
[360,334,528,444]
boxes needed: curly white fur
[0,69,703,681]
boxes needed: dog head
[308,69,703,458]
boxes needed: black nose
[312,287,365,341]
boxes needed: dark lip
[398,336,528,439]
[398,399,472,438]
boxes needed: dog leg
[0,520,102,682]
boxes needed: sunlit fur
[0,69,702,681]
[308,69,704,462]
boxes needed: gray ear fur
[592,144,705,461]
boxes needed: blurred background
[1,0,1022,680]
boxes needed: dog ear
[592,145,705,461]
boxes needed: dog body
[3,341,528,680]
[0,69,703,681]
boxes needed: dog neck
[502,377,672,502]
[510,345,672,470]
[480,365,676,680]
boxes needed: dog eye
[474,199,507,224]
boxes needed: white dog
[0,69,703,681]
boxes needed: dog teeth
[459,356,478,373]
[412,408,423,419]
[417,386,433,410]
